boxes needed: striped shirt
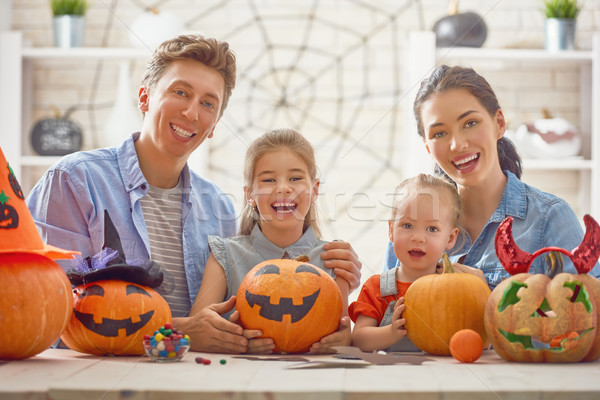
[140,180,191,317]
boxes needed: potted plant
[543,0,581,51]
[50,0,88,48]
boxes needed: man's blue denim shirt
[27,132,237,305]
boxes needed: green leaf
[543,0,581,19]
[50,0,88,16]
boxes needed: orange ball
[449,329,484,363]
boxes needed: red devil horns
[495,214,600,275]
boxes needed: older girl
[191,128,351,354]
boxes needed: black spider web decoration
[75,0,424,274]
[182,0,423,254]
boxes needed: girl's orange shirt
[348,276,411,324]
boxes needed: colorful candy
[143,323,190,362]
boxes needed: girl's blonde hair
[239,128,321,237]
[391,173,461,226]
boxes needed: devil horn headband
[495,214,600,275]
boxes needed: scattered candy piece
[195,357,211,365]
[219,359,227,365]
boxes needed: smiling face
[60,279,172,356]
[246,147,319,245]
[420,88,506,188]
[389,189,458,281]
[137,59,225,166]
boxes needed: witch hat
[0,146,78,259]
[66,210,166,289]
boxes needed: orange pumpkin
[61,279,172,356]
[0,253,73,360]
[484,216,600,362]
[485,270,600,362]
[236,258,342,353]
[403,254,491,356]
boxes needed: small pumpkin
[432,0,487,48]
[403,254,491,356]
[485,215,600,362]
[236,258,342,353]
[128,7,184,49]
[30,106,82,156]
[0,253,73,360]
[60,279,172,356]
[512,109,581,159]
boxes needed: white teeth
[273,202,295,208]
[171,123,194,138]
[454,154,478,166]
[272,202,296,213]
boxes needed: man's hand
[321,241,362,291]
[174,297,248,354]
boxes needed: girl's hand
[244,331,275,354]
[390,297,408,340]
[309,316,352,354]
[321,241,362,291]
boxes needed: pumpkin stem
[544,251,564,278]
[448,0,459,15]
[441,252,454,274]
[294,254,310,262]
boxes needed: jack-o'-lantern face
[486,215,600,362]
[61,279,172,356]
[236,259,342,353]
[0,190,18,229]
[485,273,598,362]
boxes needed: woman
[383,65,600,288]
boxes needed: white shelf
[436,47,593,62]
[21,47,152,60]
[522,158,592,170]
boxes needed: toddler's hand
[391,297,407,340]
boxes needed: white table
[1,349,599,399]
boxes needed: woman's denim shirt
[383,171,600,289]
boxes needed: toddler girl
[350,174,475,352]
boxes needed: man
[27,34,361,353]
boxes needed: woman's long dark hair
[414,65,522,180]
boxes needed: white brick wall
[7,0,600,291]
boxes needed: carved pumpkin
[485,215,600,362]
[61,279,172,356]
[0,253,73,360]
[236,258,343,353]
[403,254,491,356]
